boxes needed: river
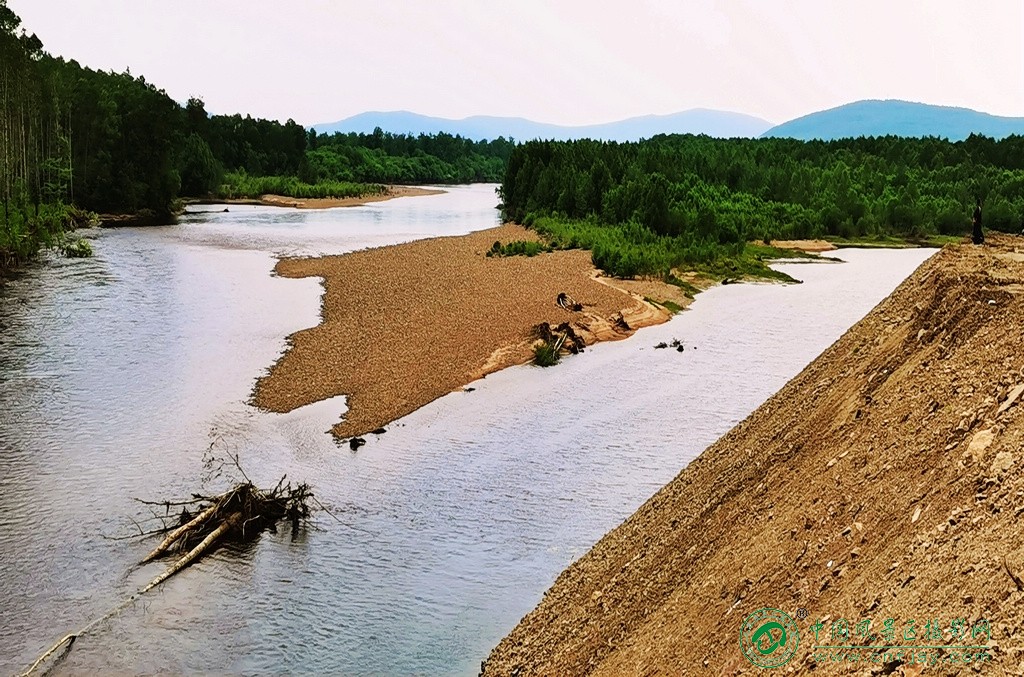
[0,185,934,676]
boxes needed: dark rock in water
[676,344,685,352]
[370,427,387,435]
[222,208,230,213]
[654,342,668,349]
[670,338,681,348]
[349,437,366,450]
[464,387,476,392]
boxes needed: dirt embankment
[253,224,674,439]
[483,234,1024,676]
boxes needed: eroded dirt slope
[484,235,1024,676]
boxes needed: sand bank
[768,238,838,253]
[191,185,445,211]
[253,224,674,438]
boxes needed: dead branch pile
[19,456,316,677]
[136,479,311,593]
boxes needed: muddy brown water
[0,185,935,675]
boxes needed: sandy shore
[768,238,837,253]
[252,224,675,439]
[190,185,445,211]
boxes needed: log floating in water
[19,473,314,677]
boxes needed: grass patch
[660,299,685,313]
[532,341,561,367]
[646,296,686,314]
[665,274,702,298]
[487,240,551,258]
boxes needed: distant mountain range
[313,109,774,141]
[313,100,1024,143]
[762,100,1024,141]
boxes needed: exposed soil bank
[253,224,672,439]
[769,238,838,253]
[483,234,1024,675]
[189,185,445,211]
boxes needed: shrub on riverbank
[526,214,797,282]
[58,235,93,258]
[532,341,561,367]
[216,173,386,200]
[1,204,81,271]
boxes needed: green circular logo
[739,607,800,669]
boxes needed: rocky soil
[253,224,670,439]
[483,234,1024,676]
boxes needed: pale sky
[9,0,1024,127]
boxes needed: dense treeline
[500,135,1024,277]
[0,0,507,268]
[303,128,512,184]
[0,2,75,265]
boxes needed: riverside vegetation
[7,0,1024,277]
[499,135,1024,279]
[0,0,511,270]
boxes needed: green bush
[532,341,561,367]
[216,173,386,200]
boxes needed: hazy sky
[9,0,1024,126]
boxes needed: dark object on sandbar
[654,342,668,349]
[973,199,985,245]
[464,387,476,392]
[556,292,583,312]
[535,321,586,354]
[349,437,366,450]
[370,427,387,435]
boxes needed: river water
[0,185,934,676]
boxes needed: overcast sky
[9,0,1024,127]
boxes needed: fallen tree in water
[20,454,316,677]
[135,478,311,593]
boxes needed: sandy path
[252,224,670,438]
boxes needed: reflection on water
[0,185,933,675]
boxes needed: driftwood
[19,458,314,677]
[556,292,583,312]
[139,502,219,564]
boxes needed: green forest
[0,0,509,269]
[6,0,1024,278]
[500,134,1024,277]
